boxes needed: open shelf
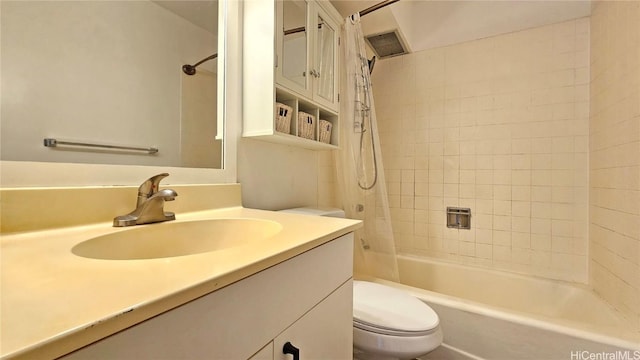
[269,86,339,148]
[250,131,338,150]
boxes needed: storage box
[275,102,293,134]
[319,120,332,144]
[297,112,315,140]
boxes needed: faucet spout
[151,188,178,201]
[113,174,178,227]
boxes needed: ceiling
[152,1,218,34]
[330,0,591,53]
[152,0,592,55]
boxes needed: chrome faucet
[113,173,178,227]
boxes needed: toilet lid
[353,281,439,334]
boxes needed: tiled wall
[372,18,591,283]
[589,1,640,331]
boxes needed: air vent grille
[365,30,408,59]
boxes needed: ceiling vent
[365,30,409,59]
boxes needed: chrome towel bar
[43,138,158,154]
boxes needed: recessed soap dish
[447,207,471,230]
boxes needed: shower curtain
[336,14,399,282]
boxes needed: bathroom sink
[72,219,283,260]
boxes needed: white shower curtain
[336,14,399,282]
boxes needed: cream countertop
[1,206,361,359]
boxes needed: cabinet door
[276,0,312,97]
[61,235,354,360]
[311,4,339,112]
[274,280,353,360]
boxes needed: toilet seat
[353,318,438,337]
[353,281,439,335]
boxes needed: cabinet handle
[283,342,300,360]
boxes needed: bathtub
[363,254,640,360]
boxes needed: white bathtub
[364,254,640,360]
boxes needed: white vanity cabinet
[273,279,352,359]
[244,0,342,150]
[61,234,354,360]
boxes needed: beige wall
[1,1,216,167]
[372,18,591,283]
[180,71,222,169]
[589,1,640,332]
[238,140,338,210]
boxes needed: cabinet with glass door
[243,0,341,150]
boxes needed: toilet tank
[279,207,345,218]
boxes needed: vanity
[1,184,361,359]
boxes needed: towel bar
[43,138,158,154]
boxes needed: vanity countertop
[0,206,361,359]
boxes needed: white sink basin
[72,219,283,260]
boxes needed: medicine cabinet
[243,0,342,150]
[276,0,339,112]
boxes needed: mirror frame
[0,0,240,187]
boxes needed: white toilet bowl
[353,280,443,360]
[279,208,443,359]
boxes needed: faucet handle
[137,173,169,206]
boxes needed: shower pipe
[182,53,218,75]
[368,56,376,74]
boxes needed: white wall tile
[590,0,639,331]
[373,17,591,283]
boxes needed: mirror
[1,0,223,169]
[315,13,335,103]
[282,0,308,89]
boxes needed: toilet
[352,280,442,359]
[280,207,443,359]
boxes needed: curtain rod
[359,0,400,17]
[182,53,218,76]
[284,23,324,36]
